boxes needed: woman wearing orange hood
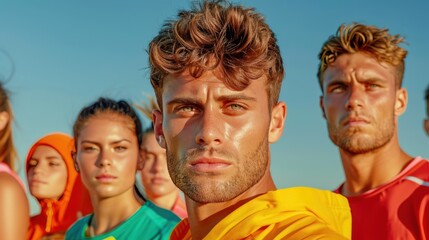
[26,132,92,239]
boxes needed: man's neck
[186,173,276,239]
[339,137,412,197]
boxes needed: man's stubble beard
[165,137,269,203]
[329,114,395,154]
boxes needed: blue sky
[1,1,428,215]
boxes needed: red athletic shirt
[334,157,429,240]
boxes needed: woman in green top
[66,98,179,239]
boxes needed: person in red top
[136,97,187,219]
[318,22,429,239]
[26,132,92,239]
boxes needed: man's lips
[342,116,370,127]
[189,158,231,172]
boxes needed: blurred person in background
[136,97,187,219]
[66,98,179,239]
[26,132,92,240]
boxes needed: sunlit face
[320,52,406,154]
[27,145,68,200]
[75,114,142,200]
[140,132,178,199]
[154,70,277,203]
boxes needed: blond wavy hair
[318,23,407,90]
[135,96,158,134]
[148,0,284,109]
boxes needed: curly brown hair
[317,23,407,91]
[148,0,284,109]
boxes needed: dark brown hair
[73,97,143,148]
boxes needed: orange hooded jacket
[26,133,92,240]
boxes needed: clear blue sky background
[1,1,428,215]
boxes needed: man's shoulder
[412,157,429,171]
[265,187,351,238]
[271,187,349,208]
[404,157,429,182]
[203,187,351,239]
[169,219,191,240]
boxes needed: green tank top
[65,201,180,240]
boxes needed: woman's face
[140,133,178,199]
[27,145,68,200]
[75,114,142,199]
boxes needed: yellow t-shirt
[170,187,351,239]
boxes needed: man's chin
[188,194,236,203]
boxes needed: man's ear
[424,119,429,136]
[394,88,408,116]
[153,109,166,149]
[0,111,10,131]
[72,151,79,172]
[268,102,287,143]
[320,96,326,119]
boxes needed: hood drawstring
[45,201,53,233]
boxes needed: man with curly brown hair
[318,23,429,239]
[147,1,351,239]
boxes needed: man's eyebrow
[361,77,387,83]
[217,95,257,102]
[326,79,346,86]
[166,95,257,107]
[166,98,201,106]
[81,139,131,145]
